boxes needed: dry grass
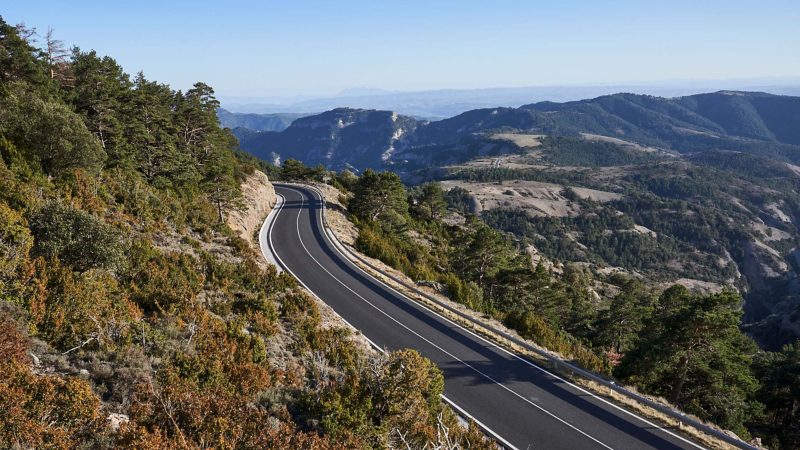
[491,133,545,148]
[438,179,621,217]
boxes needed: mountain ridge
[235,90,800,172]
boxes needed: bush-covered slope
[0,18,492,450]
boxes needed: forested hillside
[0,18,491,450]
[234,91,800,173]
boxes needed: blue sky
[5,0,799,97]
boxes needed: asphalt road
[266,183,704,450]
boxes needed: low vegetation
[0,19,492,450]
[321,161,800,448]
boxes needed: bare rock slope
[226,169,276,248]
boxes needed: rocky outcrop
[226,170,276,248]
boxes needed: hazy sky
[5,0,800,97]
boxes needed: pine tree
[594,280,652,354]
[203,130,243,223]
[418,182,446,220]
[68,48,131,159]
[616,287,761,434]
[281,158,309,181]
[351,169,408,224]
[126,72,190,185]
[462,226,511,291]
[176,82,221,168]
[754,343,800,447]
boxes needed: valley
[233,94,800,353]
[6,2,800,449]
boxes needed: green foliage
[539,135,666,167]
[753,343,800,449]
[0,201,33,300]
[688,149,800,180]
[505,310,609,374]
[354,218,445,282]
[281,158,311,181]
[413,182,447,220]
[616,287,761,435]
[351,187,611,373]
[593,280,653,353]
[301,349,447,445]
[1,85,106,175]
[332,169,358,192]
[122,241,204,312]
[443,185,472,214]
[351,169,409,229]
[29,201,127,272]
[0,18,57,94]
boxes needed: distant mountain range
[221,83,800,118]
[234,91,800,172]
[217,109,312,132]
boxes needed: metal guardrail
[276,181,757,450]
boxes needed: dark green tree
[459,226,511,291]
[0,87,106,176]
[281,158,309,181]
[594,280,652,354]
[175,82,223,169]
[125,72,190,185]
[616,287,761,435]
[753,343,800,448]
[417,182,446,221]
[308,163,328,182]
[203,130,244,223]
[67,48,131,162]
[351,169,408,224]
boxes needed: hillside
[417,147,800,352]
[236,91,800,173]
[216,108,310,131]
[0,20,491,450]
[221,84,800,118]
[234,108,422,170]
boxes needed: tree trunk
[216,185,225,223]
[669,357,689,405]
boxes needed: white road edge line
[268,190,519,450]
[265,192,384,352]
[260,194,284,272]
[279,186,614,450]
[439,394,520,450]
[299,183,706,450]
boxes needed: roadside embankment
[226,169,276,249]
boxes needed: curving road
[265,183,705,450]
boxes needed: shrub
[505,310,610,375]
[29,202,127,272]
